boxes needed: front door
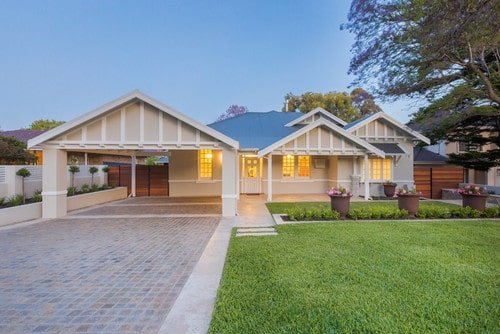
[242,157,261,194]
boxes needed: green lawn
[266,200,460,214]
[209,220,500,333]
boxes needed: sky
[0,0,417,130]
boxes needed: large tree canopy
[0,136,37,165]
[283,88,382,122]
[343,0,500,171]
[29,119,65,130]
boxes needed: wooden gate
[108,165,169,196]
[414,166,463,199]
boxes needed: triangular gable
[258,118,385,157]
[345,112,430,144]
[28,90,239,150]
[285,107,347,127]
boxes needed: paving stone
[0,200,219,333]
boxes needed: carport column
[267,154,272,202]
[131,155,137,197]
[42,148,67,218]
[221,147,237,217]
[364,154,370,200]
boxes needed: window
[362,158,392,181]
[459,142,482,152]
[297,156,310,177]
[199,149,213,179]
[282,155,294,177]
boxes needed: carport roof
[28,90,239,149]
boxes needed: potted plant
[327,186,352,218]
[383,180,397,197]
[16,167,31,204]
[396,187,421,217]
[457,184,489,211]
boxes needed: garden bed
[267,201,500,222]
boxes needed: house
[28,90,430,218]
[0,129,46,164]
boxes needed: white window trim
[361,157,393,182]
[281,155,311,179]
[198,149,214,180]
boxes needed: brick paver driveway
[0,197,221,333]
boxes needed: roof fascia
[28,90,239,149]
[258,118,385,158]
[284,107,347,127]
[346,112,431,144]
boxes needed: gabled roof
[369,143,406,155]
[345,112,431,144]
[0,129,47,143]
[28,90,239,149]
[284,107,347,127]
[208,111,303,150]
[413,147,448,163]
[257,118,386,158]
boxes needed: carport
[28,90,240,218]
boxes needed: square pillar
[267,154,272,202]
[364,154,370,200]
[221,147,237,217]
[42,148,67,218]
[131,155,137,197]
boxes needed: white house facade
[29,91,430,218]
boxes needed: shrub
[481,206,500,218]
[67,187,76,196]
[452,206,481,218]
[91,184,99,192]
[89,166,99,185]
[416,205,452,219]
[81,184,91,193]
[0,197,5,206]
[32,190,42,203]
[348,206,407,220]
[8,194,24,206]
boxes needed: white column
[131,155,137,197]
[364,154,370,200]
[267,154,272,202]
[236,154,240,200]
[42,148,67,218]
[84,153,88,165]
[221,148,237,217]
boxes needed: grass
[209,220,500,333]
[266,200,460,214]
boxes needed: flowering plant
[457,184,487,195]
[327,186,352,197]
[395,187,421,196]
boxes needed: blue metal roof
[208,111,303,150]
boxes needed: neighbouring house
[28,90,430,218]
[0,129,46,164]
[413,147,464,199]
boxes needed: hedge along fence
[284,205,500,221]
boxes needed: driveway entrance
[0,197,221,333]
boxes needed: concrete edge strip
[0,218,50,232]
[64,214,221,219]
[158,217,233,334]
[107,203,221,207]
[273,213,500,225]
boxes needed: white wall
[0,165,108,199]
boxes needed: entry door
[242,157,261,194]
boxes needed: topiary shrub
[67,187,76,197]
[91,184,99,192]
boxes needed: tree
[215,105,249,122]
[68,165,80,188]
[29,119,65,130]
[16,168,31,204]
[343,0,499,171]
[145,156,159,166]
[283,88,381,122]
[0,136,37,165]
[89,166,99,185]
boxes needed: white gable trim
[258,118,385,158]
[285,107,347,127]
[28,90,239,149]
[346,112,430,144]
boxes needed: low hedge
[284,205,500,221]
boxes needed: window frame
[282,155,295,178]
[297,155,311,178]
[362,158,393,182]
[198,149,214,180]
